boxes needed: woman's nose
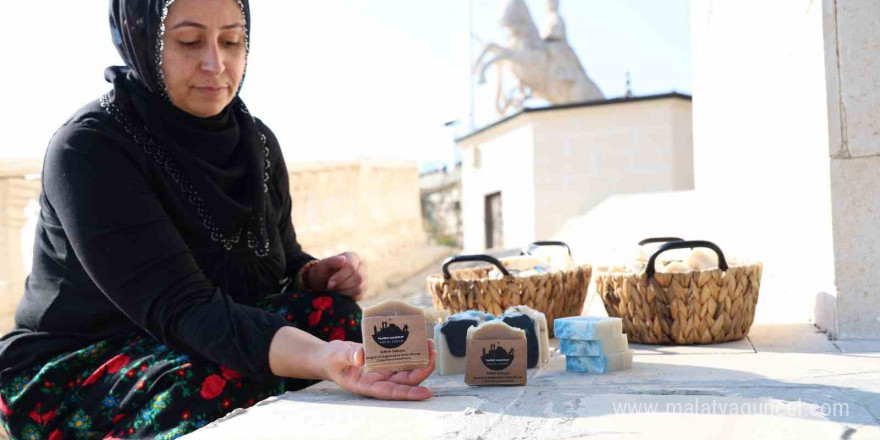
[200,43,224,75]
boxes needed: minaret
[625,71,634,98]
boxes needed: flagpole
[468,0,475,133]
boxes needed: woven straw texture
[427,265,592,334]
[595,264,762,344]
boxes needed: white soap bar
[499,255,549,271]
[565,350,634,374]
[553,317,623,341]
[434,311,494,376]
[658,261,692,273]
[525,246,574,270]
[505,306,550,364]
[559,333,629,356]
[685,248,718,270]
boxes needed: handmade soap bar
[685,247,718,270]
[500,255,549,271]
[658,261,692,273]
[362,300,429,372]
[499,313,538,368]
[423,308,450,341]
[435,311,494,376]
[504,306,550,365]
[565,350,633,374]
[459,310,496,321]
[466,321,527,386]
[559,333,629,357]
[554,317,623,341]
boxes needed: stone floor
[182,323,880,439]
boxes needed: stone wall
[0,160,426,333]
[822,0,880,338]
[531,97,694,241]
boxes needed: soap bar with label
[505,306,550,365]
[435,311,494,376]
[565,350,634,374]
[559,333,629,357]
[465,321,527,386]
[553,317,623,341]
[498,312,538,368]
[362,300,429,373]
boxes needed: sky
[0,0,690,171]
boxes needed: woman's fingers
[329,255,366,294]
[328,265,359,291]
[326,253,358,289]
[382,340,437,386]
[366,380,433,401]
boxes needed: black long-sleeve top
[0,96,313,381]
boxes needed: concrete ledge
[184,325,880,439]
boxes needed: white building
[455,93,693,253]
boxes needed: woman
[0,0,435,438]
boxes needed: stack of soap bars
[434,306,551,376]
[553,317,633,374]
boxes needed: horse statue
[474,0,604,115]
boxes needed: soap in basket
[553,316,623,341]
[435,311,494,376]
[362,300,429,373]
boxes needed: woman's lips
[194,86,226,94]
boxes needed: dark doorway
[484,192,503,249]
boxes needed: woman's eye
[178,41,200,47]
[224,40,242,47]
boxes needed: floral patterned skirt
[0,290,362,440]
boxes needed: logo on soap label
[372,320,410,349]
[480,342,515,371]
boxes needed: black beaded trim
[99,94,271,257]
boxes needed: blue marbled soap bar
[564,351,633,374]
[559,334,628,356]
[553,316,622,340]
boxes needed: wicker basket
[595,239,762,345]
[427,242,592,334]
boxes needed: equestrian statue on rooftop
[474,0,604,115]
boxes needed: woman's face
[161,0,247,117]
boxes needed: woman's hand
[305,252,367,301]
[319,339,437,401]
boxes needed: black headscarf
[109,0,250,96]
[104,0,271,258]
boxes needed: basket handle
[442,254,511,279]
[520,241,572,257]
[645,240,729,279]
[638,237,685,246]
